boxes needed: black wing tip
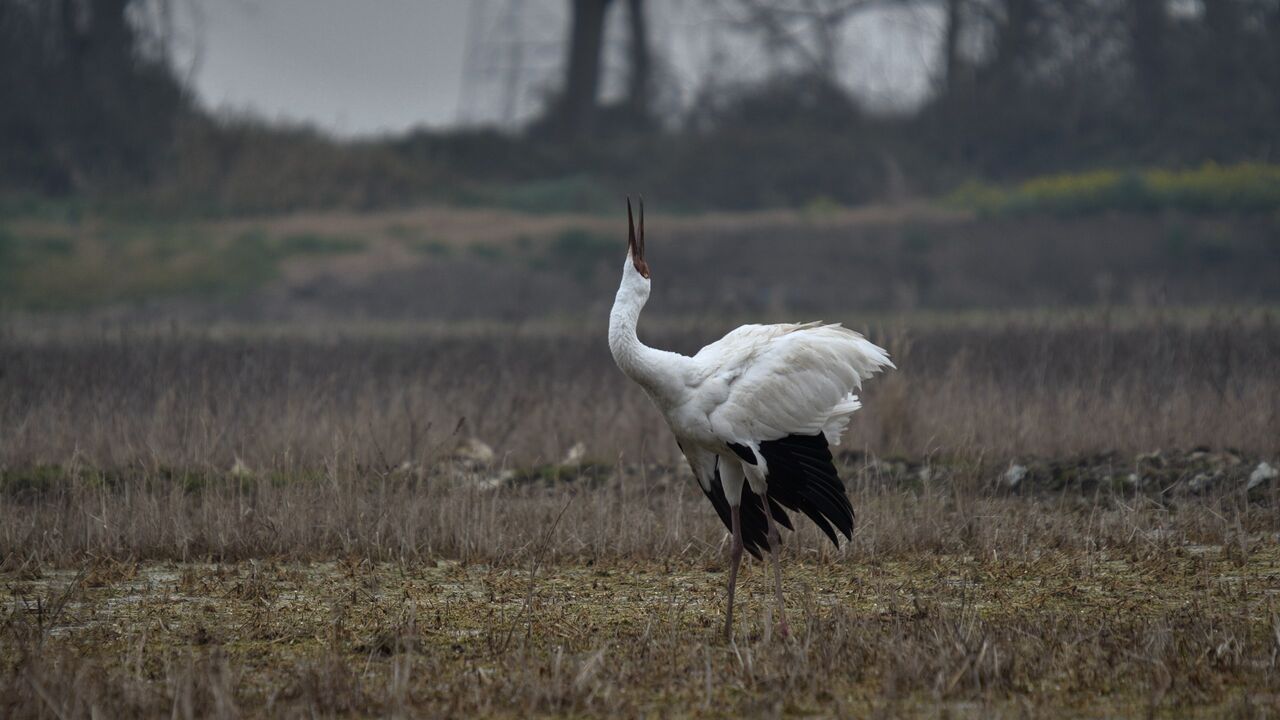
[727,442,757,465]
[758,432,855,548]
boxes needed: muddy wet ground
[6,543,1280,717]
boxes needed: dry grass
[5,519,1280,717]
[2,313,1279,716]
[0,444,1277,568]
[1,313,1275,468]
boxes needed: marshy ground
[3,207,1279,716]
[5,449,1280,717]
[6,545,1280,716]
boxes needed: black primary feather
[699,434,851,557]
[756,433,855,547]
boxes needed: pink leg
[724,504,744,642]
[763,493,790,638]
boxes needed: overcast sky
[180,0,471,136]
[178,1,939,138]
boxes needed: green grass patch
[0,222,371,311]
[474,175,617,215]
[407,237,453,257]
[466,242,503,261]
[534,227,615,283]
[949,162,1280,216]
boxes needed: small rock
[1136,450,1163,465]
[1187,472,1215,494]
[1248,462,1278,491]
[472,469,514,491]
[453,438,495,465]
[1002,464,1027,489]
[560,442,586,467]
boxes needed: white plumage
[697,322,891,450]
[608,200,893,640]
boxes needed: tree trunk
[990,0,1036,92]
[624,0,650,118]
[941,0,963,96]
[558,0,613,136]
[1129,0,1166,115]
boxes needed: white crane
[609,199,893,640]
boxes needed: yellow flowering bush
[950,163,1280,215]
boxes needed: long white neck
[609,262,686,406]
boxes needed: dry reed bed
[3,315,1280,716]
[2,448,1279,568]
[2,315,1276,469]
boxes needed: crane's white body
[607,201,892,640]
[609,255,893,506]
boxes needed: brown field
[5,446,1280,717]
[3,312,1280,717]
[1,313,1276,467]
[3,206,1280,716]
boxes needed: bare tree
[553,0,615,136]
[724,0,898,85]
[624,0,652,117]
[940,0,965,95]
[1128,0,1166,115]
[542,0,654,137]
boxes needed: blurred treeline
[1,0,1278,215]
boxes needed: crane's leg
[762,492,790,638]
[724,503,744,642]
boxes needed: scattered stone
[453,438,495,466]
[1002,464,1027,489]
[561,442,586,467]
[1136,450,1163,466]
[230,457,253,478]
[1248,462,1278,491]
[471,469,514,491]
[1187,472,1215,494]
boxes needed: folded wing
[697,323,893,449]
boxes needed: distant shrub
[477,176,618,215]
[0,223,376,311]
[408,238,452,257]
[277,233,366,255]
[467,243,504,261]
[537,228,615,283]
[803,196,846,217]
[950,163,1280,216]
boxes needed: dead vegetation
[5,536,1280,717]
[2,312,1276,468]
[1,312,1278,716]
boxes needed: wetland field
[3,316,1280,718]
[3,207,1280,717]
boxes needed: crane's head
[626,197,650,280]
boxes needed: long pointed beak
[626,196,650,278]
[638,196,645,259]
[627,197,638,259]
